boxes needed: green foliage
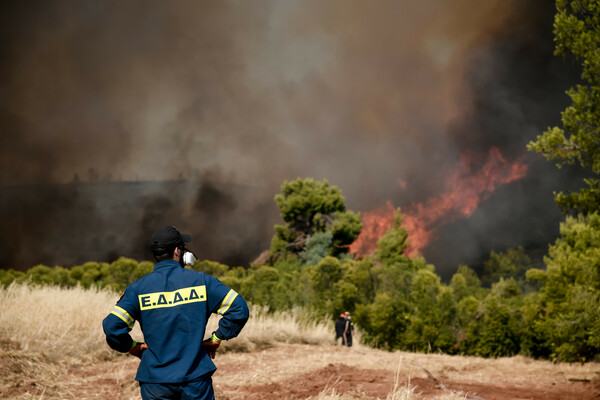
[555,178,600,214]
[522,213,600,361]
[527,0,600,214]
[99,258,136,291]
[275,178,346,230]
[299,231,333,266]
[329,210,363,252]
[28,265,56,285]
[308,257,343,312]
[132,261,154,281]
[374,209,409,265]
[331,280,360,315]
[191,260,230,277]
[354,292,409,349]
[0,269,25,287]
[243,265,281,306]
[454,296,480,352]
[270,178,361,260]
[1,257,152,292]
[489,278,522,302]
[404,270,455,353]
[346,259,377,304]
[481,247,531,288]
[475,296,521,357]
[450,265,486,301]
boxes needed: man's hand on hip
[202,332,222,359]
[129,341,148,359]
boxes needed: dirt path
[214,344,600,400]
[2,343,599,399]
[217,361,600,400]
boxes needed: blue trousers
[139,375,214,400]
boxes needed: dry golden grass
[1,282,598,400]
[206,305,334,353]
[0,283,129,363]
[0,283,331,362]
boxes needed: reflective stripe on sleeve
[217,289,238,315]
[111,305,135,329]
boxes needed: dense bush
[0,257,154,292]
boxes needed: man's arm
[206,277,249,340]
[102,288,138,352]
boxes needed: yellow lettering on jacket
[139,285,207,310]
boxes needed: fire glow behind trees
[350,147,528,258]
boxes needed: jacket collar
[153,259,181,271]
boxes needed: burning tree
[269,178,362,263]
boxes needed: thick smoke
[0,0,581,273]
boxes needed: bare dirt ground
[2,342,599,399]
[212,344,600,400]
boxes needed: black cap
[150,226,191,256]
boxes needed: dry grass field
[1,283,599,400]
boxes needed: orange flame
[349,147,528,258]
[347,200,396,257]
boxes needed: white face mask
[183,251,196,266]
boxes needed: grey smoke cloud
[0,0,581,273]
[0,1,524,185]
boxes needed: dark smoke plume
[0,0,582,274]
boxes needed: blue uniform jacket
[102,260,249,383]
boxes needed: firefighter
[102,226,249,400]
[343,311,354,347]
[335,313,347,345]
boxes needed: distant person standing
[335,313,347,345]
[102,226,249,400]
[343,311,354,347]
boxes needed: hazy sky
[0,1,582,273]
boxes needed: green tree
[374,208,409,265]
[450,265,486,301]
[403,270,457,353]
[354,292,410,349]
[527,0,600,214]
[331,279,360,316]
[454,295,481,353]
[308,256,344,312]
[475,296,521,357]
[524,213,600,361]
[481,247,531,288]
[270,178,361,258]
[346,259,377,304]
